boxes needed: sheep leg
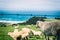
[17,35,22,40]
[26,36,28,40]
[45,35,50,40]
[47,36,50,40]
[14,38,17,40]
[21,36,25,40]
[45,35,47,40]
[24,37,26,40]
[46,36,49,40]
[22,37,27,40]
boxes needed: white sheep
[8,28,31,40]
[18,30,30,40]
[21,28,31,34]
[16,28,31,40]
[8,32,18,40]
[31,30,42,36]
[8,29,20,40]
[31,30,42,38]
[21,31,29,37]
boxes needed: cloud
[0,0,60,11]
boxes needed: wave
[0,20,26,24]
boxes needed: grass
[0,25,54,40]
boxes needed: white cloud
[0,0,60,11]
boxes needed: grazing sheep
[36,21,60,40]
[8,29,20,40]
[8,32,19,40]
[31,30,42,36]
[8,28,31,40]
[18,30,30,40]
[17,28,32,40]
[31,30,42,38]
[14,29,19,33]
[21,28,31,34]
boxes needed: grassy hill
[0,25,55,40]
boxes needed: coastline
[0,20,26,24]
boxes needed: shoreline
[0,20,26,24]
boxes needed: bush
[0,23,7,27]
[26,16,47,24]
[55,17,60,20]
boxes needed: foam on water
[0,20,26,24]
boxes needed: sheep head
[36,21,43,28]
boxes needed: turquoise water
[0,15,32,21]
[0,11,60,21]
[0,14,59,21]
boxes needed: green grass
[0,25,54,40]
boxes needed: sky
[0,0,60,11]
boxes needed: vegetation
[0,23,7,27]
[55,17,60,20]
[0,25,54,40]
[26,16,47,24]
[0,18,59,40]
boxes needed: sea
[0,11,60,23]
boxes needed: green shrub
[0,23,7,27]
[26,16,47,24]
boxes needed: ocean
[0,11,60,23]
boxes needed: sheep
[13,29,19,33]
[17,29,30,40]
[17,28,32,40]
[8,27,32,40]
[21,28,31,34]
[8,32,14,39]
[22,28,33,36]
[36,21,43,28]
[31,30,42,38]
[21,28,43,38]
[8,29,20,40]
[8,32,19,40]
[19,30,29,40]
[36,21,60,40]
